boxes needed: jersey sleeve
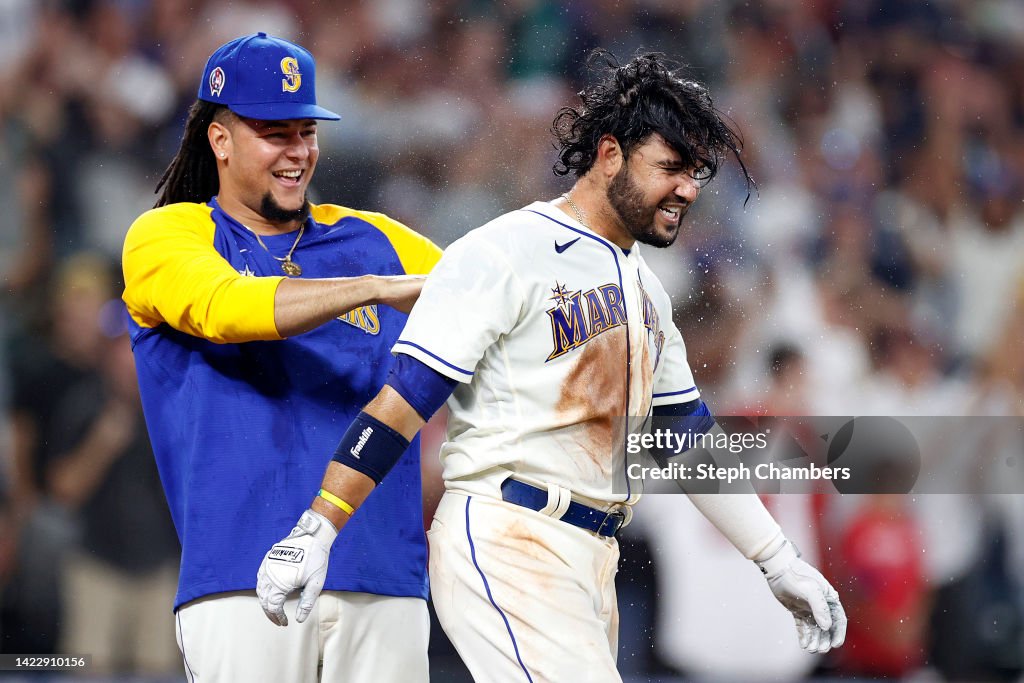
[122,204,285,344]
[393,232,525,383]
[652,322,701,407]
[312,205,443,276]
[360,211,443,276]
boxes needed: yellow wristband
[318,489,355,516]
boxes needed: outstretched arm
[273,275,425,340]
[123,207,434,343]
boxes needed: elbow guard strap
[332,412,411,485]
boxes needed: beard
[260,192,311,224]
[607,165,679,248]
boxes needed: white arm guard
[666,423,784,559]
[684,492,785,560]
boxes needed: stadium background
[0,0,1023,680]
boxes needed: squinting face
[606,134,704,248]
[221,117,319,225]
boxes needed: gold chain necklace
[248,224,305,276]
[562,192,587,227]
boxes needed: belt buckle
[596,508,625,537]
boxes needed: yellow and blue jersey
[123,197,441,609]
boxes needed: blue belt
[499,479,626,538]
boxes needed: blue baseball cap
[198,32,340,121]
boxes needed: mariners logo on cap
[280,57,301,93]
[209,66,226,97]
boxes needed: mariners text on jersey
[546,279,666,366]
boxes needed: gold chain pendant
[245,223,305,277]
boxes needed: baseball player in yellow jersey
[258,51,846,680]
[122,34,440,682]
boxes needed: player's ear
[595,135,623,179]
[208,119,232,162]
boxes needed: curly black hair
[552,50,752,192]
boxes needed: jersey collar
[527,200,637,256]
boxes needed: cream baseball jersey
[395,201,700,504]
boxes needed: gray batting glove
[256,509,338,626]
[756,541,847,654]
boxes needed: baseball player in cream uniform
[403,199,696,678]
[257,52,846,682]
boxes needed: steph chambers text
[626,461,851,484]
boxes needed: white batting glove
[256,509,337,626]
[756,541,847,654]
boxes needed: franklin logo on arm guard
[350,426,374,458]
[269,546,305,563]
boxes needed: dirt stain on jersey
[634,327,655,418]
[555,327,628,478]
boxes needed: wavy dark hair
[154,100,232,207]
[552,50,753,193]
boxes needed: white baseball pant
[429,491,622,683]
[175,590,429,682]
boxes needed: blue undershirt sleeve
[385,353,458,422]
[649,399,717,463]
[653,398,714,424]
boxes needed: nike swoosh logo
[555,237,581,253]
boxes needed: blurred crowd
[1,0,1023,679]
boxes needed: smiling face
[605,133,703,248]
[209,114,319,232]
